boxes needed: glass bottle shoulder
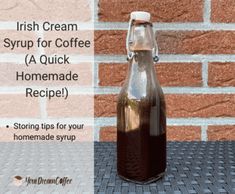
[118,82,165,107]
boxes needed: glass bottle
[117,11,166,183]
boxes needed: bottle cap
[130,11,151,22]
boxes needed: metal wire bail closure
[152,45,159,62]
[126,18,134,61]
[126,17,159,63]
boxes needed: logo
[13,176,23,186]
[13,176,72,187]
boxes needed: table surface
[0,141,234,193]
[95,141,235,194]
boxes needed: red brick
[98,0,203,22]
[208,126,235,140]
[211,0,235,23]
[0,0,91,21]
[99,126,201,141]
[95,94,117,117]
[99,63,202,87]
[167,126,201,141]
[47,95,93,117]
[95,30,235,55]
[158,31,235,54]
[95,94,235,118]
[100,126,117,142]
[166,94,235,118]
[95,31,125,55]
[208,62,235,87]
[0,95,40,117]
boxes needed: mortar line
[36,23,47,119]
[1,86,235,94]
[0,86,95,94]
[202,61,208,87]
[94,62,99,87]
[204,0,211,23]
[39,97,47,119]
[91,0,95,23]
[92,0,96,141]
[94,54,235,63]
[201,125,208,141]
[1,117,235,127]
[94,126,100,141]
[36,22,45,55]
[2,54,235,63]
[0,118,94,126]
[1,21,235,30]
[95,117,235,127]
[94,0,99,23]
[0,21,94,30]
[94,87,235,94]
[94,22,235,30]
[0,54,93,63]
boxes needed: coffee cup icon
[13,176,23,186]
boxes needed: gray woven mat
[0,143,93,194]
[95,142,235,194]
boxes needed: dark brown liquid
[117,130,166,182]
[117,50,166,182]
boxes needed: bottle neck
[128,50,155,76]
[125,21,158,85]
[125,50,158,98]
[131,51,153,68]
[129,23,154,51]
[126,21,158,62]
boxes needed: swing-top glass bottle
[117,11,167,183]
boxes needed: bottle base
[118,171,165,184]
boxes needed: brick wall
[95,0,235,141]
